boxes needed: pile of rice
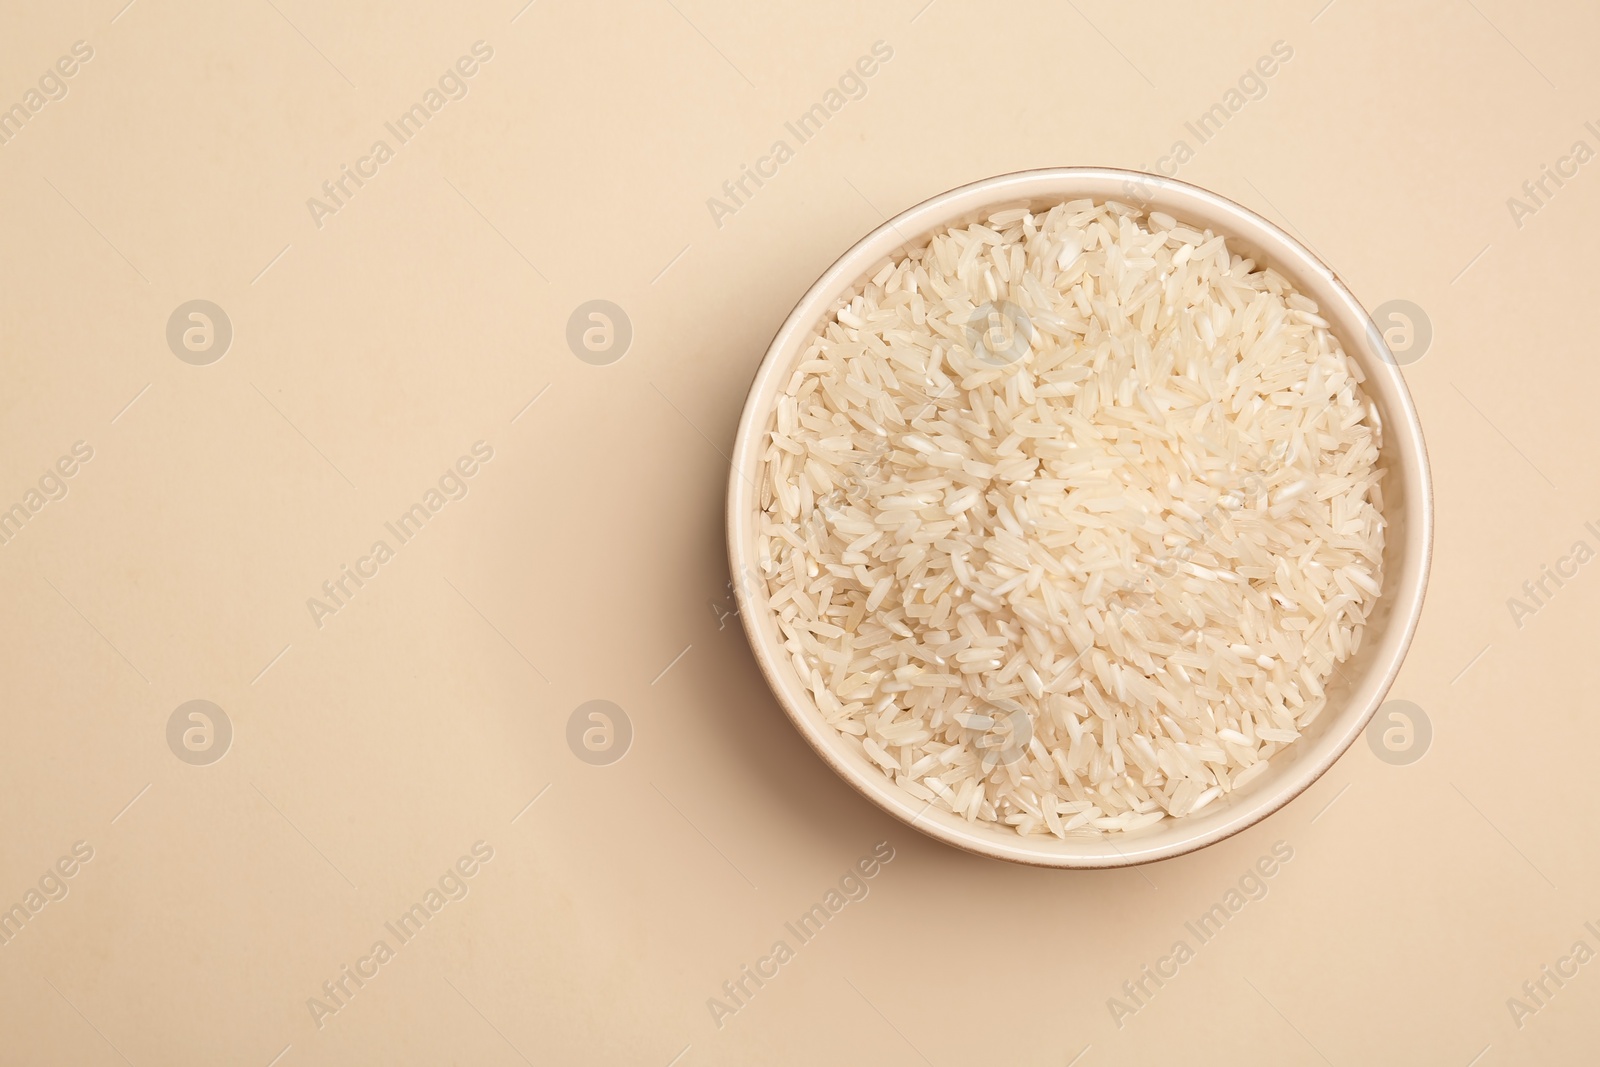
[755,198,1385,836]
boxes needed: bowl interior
[728,168,1431,867]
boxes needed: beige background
[0,0,1595,1063]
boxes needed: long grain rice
[756,199,1385,837]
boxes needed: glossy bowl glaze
[727,168,1432,867]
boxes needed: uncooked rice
[755,198,1385,837]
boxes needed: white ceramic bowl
[727,168,1432,867]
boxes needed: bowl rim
[725,166,1433,868]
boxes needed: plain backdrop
[0,1,1594,1064]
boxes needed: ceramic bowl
[727,167,1432,867]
